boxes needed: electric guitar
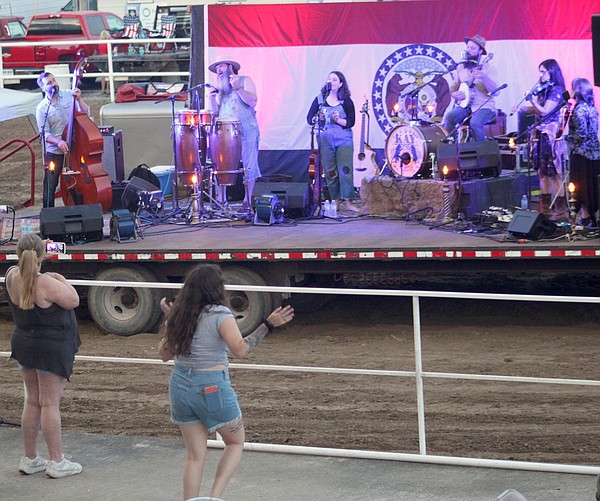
[354,99,378,180]
[455,53,494,109]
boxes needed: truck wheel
[88,266,162,336]
[223,266,273,337]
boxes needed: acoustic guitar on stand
[354,99,378,182]
[454,52,494,109]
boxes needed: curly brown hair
[161,264,229,357]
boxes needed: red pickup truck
[1,11,123,85]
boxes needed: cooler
[100,100,186,178]
[149,165,174,196]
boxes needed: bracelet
[263,318,274,333]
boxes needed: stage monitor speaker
[507,209,556,240]
[593,15,600,86]
[40,204,104,243]
[122,176,163,213]
[100,128,125,183]
[252,181,312,218]
[437,140,501,180]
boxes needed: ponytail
[15,233,44,310]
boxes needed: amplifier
[101,129,125,183]
[437,140,501,180]
[40,204,104,243]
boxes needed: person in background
[208,58,261,213]
[6,233,82,478]
[566,77,600,227]
[98,30,112,95]
[306,70,359,213]
[517,59,568,221]
[158,264,294,500]
[35,71,90,208]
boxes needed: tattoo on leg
[229,419,243,433]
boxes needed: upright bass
[60,55,112,212]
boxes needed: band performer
[566,77,600,227]
[208,58,261,211]
[516,59,568,221]
[36,72,90,208]
[306,71,359,213]
[444,35,498,142]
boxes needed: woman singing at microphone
[306,71,359,213]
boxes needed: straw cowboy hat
[208,57,241,73]
[464,35,487,55]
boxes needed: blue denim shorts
[17,363,52,375]
[169,366,242,432]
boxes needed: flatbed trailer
[1,213,598,336]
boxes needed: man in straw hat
[444,34,498,142]
[208,57,261,212]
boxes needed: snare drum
[209,119,242,186]
[385,124,447,178]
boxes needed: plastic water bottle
[520,195,528,209]
[323,200,331,217]
[20,219,33,234]
[330,201,337,218]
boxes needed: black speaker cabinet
[507,209,556,240]
[252,181,312,218]
[101,129,125,183]
[593,15,600,87]
[122,176,163,213]
[40,204,104,243]
[437,140,501,180]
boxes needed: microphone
[47,84,57,97]
[489,83,507,96]
[325,82,332,93]
[561,90,571,102]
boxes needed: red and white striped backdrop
[205,0,599,179]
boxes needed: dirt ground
[1,296,600,466]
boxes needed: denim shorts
[169,366,242,432]
[17,363,52,375]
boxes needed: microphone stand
[153,83,212,215]
[441,88,502,220]
[40,92,54,208]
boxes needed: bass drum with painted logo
[385,124,446,178]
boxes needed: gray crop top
[174,304,235,368]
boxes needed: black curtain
[189,5,205,112]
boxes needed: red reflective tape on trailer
[549,249,566,257]
[490,251,506,258]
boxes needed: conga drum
[174,110,201,186]
[198,109,215,128]
[209,119,242,186]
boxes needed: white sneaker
[19,455,48,474]
[46,457,82,478]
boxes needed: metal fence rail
[1,279,599,475]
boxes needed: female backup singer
[35,72,91,208]
[517,59,568,221]
[566,78,600,227]
[306,71,359,213]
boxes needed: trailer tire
[223,266,273,337]
[88,266,162,336]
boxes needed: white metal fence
[0,38,191,99]
[1,278,600,476]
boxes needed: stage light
[48,161,55,171]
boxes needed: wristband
[263,318,274,333]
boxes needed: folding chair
[122,15,141,55]
[149,15,176,52]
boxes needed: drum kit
[170,106,245,223]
